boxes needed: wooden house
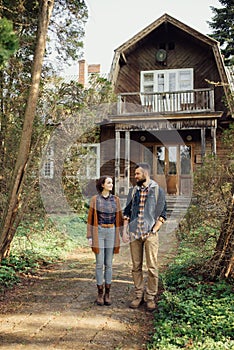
[98,13,233,198]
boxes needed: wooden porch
[117,88,215,115]
[110,116,221,197]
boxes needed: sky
[64,0,221,76]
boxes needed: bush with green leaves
[0,17,18,67]
[0,216,87,291]
[147,243,234,350]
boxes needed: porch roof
[100,112,222,131]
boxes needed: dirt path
[0,222,178,350]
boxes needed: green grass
[147,244,234,350]
[0,215,88,291]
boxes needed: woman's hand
[122,227,130,243]
[122,218,130,243]
[88,238,92,247]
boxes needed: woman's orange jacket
[86,195,123,254]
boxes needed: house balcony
[116,88,215,115]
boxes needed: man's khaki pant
[129,233,159,301]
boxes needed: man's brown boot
[129,297,144,309]
[97,285,104,306]
[104,284,112,306]
[146,300,156,312]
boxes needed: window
[180,145,191,175]
[143,146,153,175]
[157,146,165,175]
[140,68,194,111]
[77,144,100,179]
[168,147,177,175]
[42,146,54,179]
[141,68,193,93]
[179,70,192,90]
[168,42,175,50]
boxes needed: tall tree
[0,0,55,260]
[208,0,234,65]
[202,0,234,279]
[202,126,234,280]
[183,125,234,280]
[0,0,88,260]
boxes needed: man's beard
[136,178,146,186]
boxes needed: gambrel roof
[109,13,233,117]
[225,66,234,92]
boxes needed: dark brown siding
[115,23,225,112]
[100,124,115,178]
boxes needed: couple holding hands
[87,163,167,312]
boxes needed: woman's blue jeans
[95,226,115,285]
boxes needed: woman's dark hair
[96,176,113,193]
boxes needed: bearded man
[122,163,167,312]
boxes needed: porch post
[115,130,121,195]
[201,128,206,159]
[124,131,130,194]
[211,125,217,156]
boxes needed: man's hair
[135,162,151,174]
[96,175,112,193]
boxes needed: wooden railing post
[210,89,215,111]
[117,94,122,114]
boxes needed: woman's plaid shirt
[96,194,116,225]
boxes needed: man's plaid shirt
[135,185,149,237]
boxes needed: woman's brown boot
[97,285,104,306]
[104,284,112,306]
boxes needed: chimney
[78,60,101,86]
[78,59,88,86]
[88,64,101,75]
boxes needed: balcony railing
[117,88,215,115]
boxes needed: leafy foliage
[0,0,112,258]
[49,0,88,69]
[0,0,88,212]
[39,75,115,213]
[208,0,234,65]
[0,216,87,290]
[177,125,234,280]
[0,18,18,67]
[147,244,234,350]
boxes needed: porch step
[166,195,191,214]
[119,194,192,234]
[120,195,192,218]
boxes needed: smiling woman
[86,176,123,306]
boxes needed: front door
[143,144,192,195]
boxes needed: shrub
[147,244,234,350]
[0,215,87,291]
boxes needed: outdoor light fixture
[186,135,192,141]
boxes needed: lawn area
[0,215,87,290]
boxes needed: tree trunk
[204,195,234,280]
[0,0,54,261]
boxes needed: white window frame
[77,143,100,180]
[140,68,194,93]
[42,146,54,179]
[140,68,194,111]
